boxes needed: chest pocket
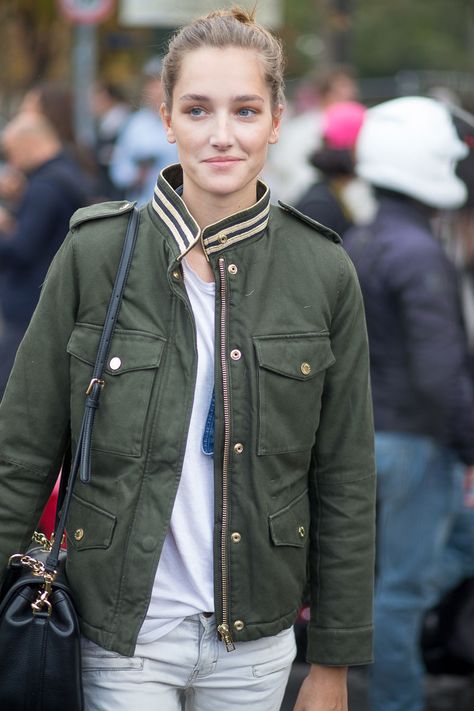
[253,333,335,455]
[67,323,166,457]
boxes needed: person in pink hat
[296,101,374,236]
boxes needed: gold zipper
[217,256,235,652]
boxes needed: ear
[268,104,284,145]
[160,102,176,143]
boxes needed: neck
[182,179,258,230]
[27,145,62,173]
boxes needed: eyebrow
[178,93,265,103]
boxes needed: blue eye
[189,107,205,117]
[238,108,256,117]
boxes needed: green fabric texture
[0,198,375,665]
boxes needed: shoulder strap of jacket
[277,201,342,244]
[69,200,135,230]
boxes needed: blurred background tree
[0,0,473,120]
[354,0,474,75]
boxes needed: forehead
[175,46,268,97]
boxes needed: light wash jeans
[82,614,296,711]
[370,432,464,711]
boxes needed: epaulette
[70,200,136,230]
[278,201,342,244]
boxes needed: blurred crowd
[0,58,178,395]
[1,54,474,711]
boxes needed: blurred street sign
[119,0,283,29]
[58,0,115,24]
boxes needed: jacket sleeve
[307,248,376,666]
[0,230,79,581]
[388,242,474,465]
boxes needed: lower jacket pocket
[66,494,116,551]
[269,490,310,548]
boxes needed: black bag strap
[45,204,140,572]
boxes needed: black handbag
[0,204,140,711]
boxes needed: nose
[210,113,234,149]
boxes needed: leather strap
[45,205,140,572]
[79,205,140,484]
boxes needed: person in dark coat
[0,113,89,397]
[344,96,474,711]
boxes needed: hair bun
[207,5,256,25]
[231,5,256,24]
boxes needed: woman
[0,8,375,711]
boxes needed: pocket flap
[67,323,166,375]
[66,494,116,551]
[269,490,309,547]
[254,333,335,380]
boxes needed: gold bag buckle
[85,378,105,396]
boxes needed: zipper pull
[217,623,236,652]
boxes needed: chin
[202,176,249,197]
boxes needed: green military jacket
[0,165,375,665]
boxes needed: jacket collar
[152,164,270,259]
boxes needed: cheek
[244,128,274,154]
[178,121,206,145]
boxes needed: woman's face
[161,46,281,207]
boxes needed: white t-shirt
[138,258,215,643]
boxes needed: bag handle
[45,204,140,572]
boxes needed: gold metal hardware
[233,443,244,454]
[8,551,58,615]
[230,349,241,361]
[231,532,241,544]
[218,233,228,244]
[32,531,54,551]
[172,270,181,280]
[217,623,235,652]
[31,590,53,616]
[74,528,85,541]
[233,619,245,631]
[31,569,57,616]
[86,378,105,395]
[228,264,238,275]
[298,526,305,538]
[300,362,311,376]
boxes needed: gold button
[228,264,238,275]
[230,349,241,361]
[234,442,244,454]
[300,362,311,376]
[109,356,122,371]
[172,270,181,280]
[298,526,305,538]
[218,233,228,244]
[233,619,245,631]
[74,528,84,541]
[231,532,242,543]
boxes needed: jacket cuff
[306,623,373,666]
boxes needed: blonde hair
[162,6,285,113]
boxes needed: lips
[203,156,243,164]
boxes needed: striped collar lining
[152,164,270,259]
